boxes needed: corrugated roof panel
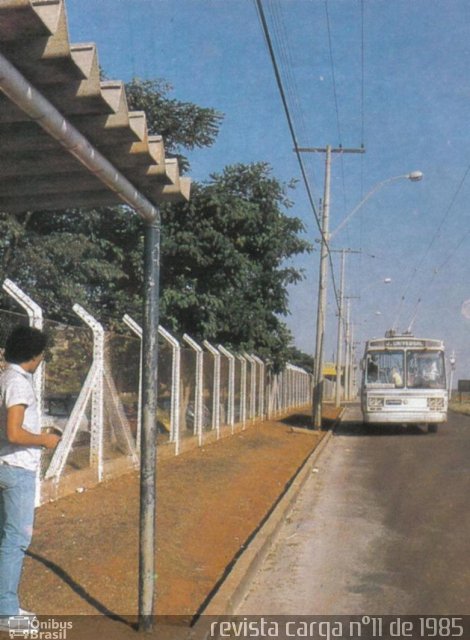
[0,0,190,211]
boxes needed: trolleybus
[361,331,448,432]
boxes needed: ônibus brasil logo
[7,616,73,639]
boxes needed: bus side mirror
[360,359,365,371]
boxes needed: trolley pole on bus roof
[295,144,365,429]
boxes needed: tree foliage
[159,163,311,366]
[286,346,314,374]
[125,78,223,173]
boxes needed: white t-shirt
[0,363,41,471]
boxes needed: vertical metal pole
[313,145,331,429]
[218,346,235,430]
[73,305,104,480]
[123,314,143,454]
[203,341,221,437]
[252,355,265,418]
[183,334,204,445]
[335,250,346,407]
[2,280,45,506]
[244,353,256,420]
[344,300,351,402]
[349,324,356,399]
[139,219,160,633]
[238,355,247,428]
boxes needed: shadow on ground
[337,421,430,437]
[281,405,340,431]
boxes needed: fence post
[158,327,181,455]
[183,334,204,446]
[280,370,286,412]
[218,345,235,432]
[73,304,104,481]
[287,365,293,409]
[2,278,44,412]
[243,353,256,421]
[123,315,143,454]
[203,340,221,438]
[252,355,265,419]
[266,371,275,419]
[2,279,44,505]
[237,354,247,429]
[123,316,182,456]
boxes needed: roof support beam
[139,221,160,631]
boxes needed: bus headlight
[427,397,444,411]
[368,396,384,410]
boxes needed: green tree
[159,163,311,368]
[0,208,133,322]
[125,78,223,173]
[286,346,314,374]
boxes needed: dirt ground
[10,405,340,639]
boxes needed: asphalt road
[236,404,470,615]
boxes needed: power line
[404,207,470,330]
[324,1,343,145]
[360,0,365,151]
[253,0,342,309]
[393,162,470,329]
[324,0,348,217]
[268,1,310,148]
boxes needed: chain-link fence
[0,285,313,503]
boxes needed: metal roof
[0,0,190,216]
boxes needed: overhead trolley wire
[434,225,470,274]
[393,162,470,330]
[253,0,341,311]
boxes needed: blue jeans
[0,463,36,616]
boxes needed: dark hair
[4,326,48,364]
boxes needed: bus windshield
[366,351,404,387]
[365,349,446,389]
[406,351,446,389]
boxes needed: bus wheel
[427,424,438,434]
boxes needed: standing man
[0,326,60,624]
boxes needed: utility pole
[295,145,364,429]
[343,297,359,401]
[334,250,346,408]
[334,249,361,407]
[344,299,351,400]
[348,328,356,399]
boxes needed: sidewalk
[5,405,341,639]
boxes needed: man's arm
[6,404,61,450]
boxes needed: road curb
[190,408,345,637]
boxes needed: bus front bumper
[363,410,447,424]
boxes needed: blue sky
[65,0,470,379]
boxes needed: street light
[312,166,423,428]
[330,171,424,241]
